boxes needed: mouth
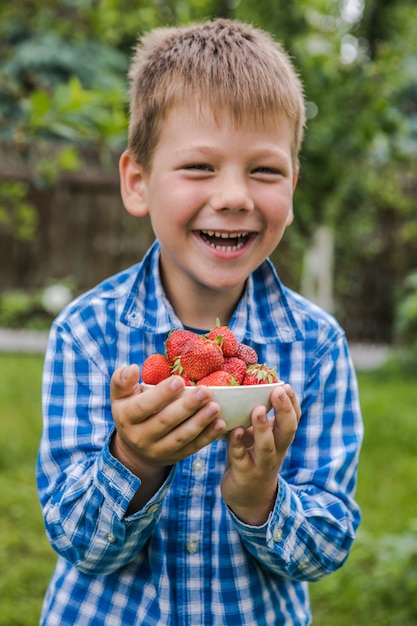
[198,230,252,252]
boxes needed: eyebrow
[175,145,290,160]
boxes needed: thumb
[110,364,140,401]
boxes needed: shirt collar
[121,240,304,344]
[120,241,181,335]
[230,261,304,344]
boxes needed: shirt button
[300,560,308,570]
[105,532,116,543]
[147,504,160,515]
[186,540,199,554]
[273,527,283,542]
[192,458,205,472]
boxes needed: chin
[195,274,248,295]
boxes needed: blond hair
[127,18,305,170]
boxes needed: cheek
[266,189,294,226]
[285,207,294,227]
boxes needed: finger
[250,406,277,465]
[270,389,299,452]
[270,385,300,419]
[112,373,185,432]
[168,415,227,459]
[135,375,186,420]
[226,427,248,464]
[146,386,224,444]
[137,379,216,428]
[283,384,302,422]
[111,364,141,400]
[138,400,225,465]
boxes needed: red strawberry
[196,370,236,386]
[180,336,224,381]
[142,353,172,384]
[223,356,247,384]
[165,329,197,365]
[242,363,279,385]
[207,320,238,357]
[235,342,258,365]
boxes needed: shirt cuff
[228,476,303,564]
[95,429,176,520]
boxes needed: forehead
[163,100,292,135]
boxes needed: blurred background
[1,1,417,625]
[1,0,417,347]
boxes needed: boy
[37,18,363,626]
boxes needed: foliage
[0,181,37,240]
[0,290,51,330]
[0,281,73,330]
[1,0,417,342]
[233,0,417,341]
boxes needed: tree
[1,0,416,341]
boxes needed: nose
[209,170,255,212]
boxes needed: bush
[0,282,72,330]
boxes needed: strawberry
[165,329,197,365]
[207,320,238,357]
[196,370,236,386]
[235,342,258,365]
[142,353,172,384]
[242,363,279,385]
[223,356,247,384]
[180,336,224,381]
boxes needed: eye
[252,166,282,175]
[183,163,213,172]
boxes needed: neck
[162,275,244,330]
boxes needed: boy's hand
[110,364,226,475]
[221,384,301,526]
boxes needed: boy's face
[121,104,298,313]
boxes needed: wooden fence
[0,166,155,294]
[0,159,411,343]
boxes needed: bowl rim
[141,380,285,390]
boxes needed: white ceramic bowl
[142,381,284,432]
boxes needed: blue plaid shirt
[37,241,363,626]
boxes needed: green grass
[0,354,416,625]
[354,369,417,536]
[0,354,55,626]
[310,368,417,625]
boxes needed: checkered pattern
[37,241,363,625]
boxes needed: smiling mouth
[199,230,251,251]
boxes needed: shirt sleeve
[36,319,175,575]
[227,334,363,582]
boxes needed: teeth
[212,242,245,251]
[200,230,249,251]
[202,230,248,239]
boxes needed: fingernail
[257,409,268,423]
[194,387,210,401]
[170,376,184,391]
[213,419,226,432]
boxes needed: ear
[119,150,149,217]
[292,165,299,192]
[285,166,299,227]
